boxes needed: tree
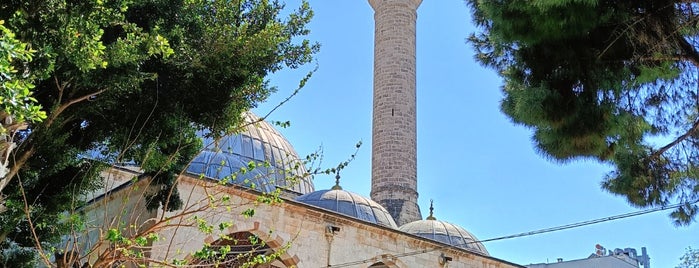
[677,247,699,268]
[468,0,699,225]
[0,0,318,264]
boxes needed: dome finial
[426,199,436,220]
[331,172,343,190]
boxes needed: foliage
[468,0,699,224]
[0,20,46,181]
[0,0,317,265]
[0,20,46,128]
[0,240,37,268]
[677,247,699,268]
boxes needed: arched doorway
[191,231,287,267]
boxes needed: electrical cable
[325,199,698,268]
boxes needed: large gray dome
[186,112,314,195]
[296,189,398,228]
[399,219,489,255]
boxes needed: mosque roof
[398,202,489,255]
[186,112,314,195]
[295,181,398,228]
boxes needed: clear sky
[254,1,699,267]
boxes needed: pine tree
[468,0,698,224]
[678,247,699,268]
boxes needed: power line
[477,199,696,244]
[326,200,698,268]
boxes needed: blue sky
[254,1,699,267]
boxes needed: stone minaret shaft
[369,0,422,226]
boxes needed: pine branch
[651,119,699,159]
[677,36,699,67]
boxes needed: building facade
[79,167,522,267]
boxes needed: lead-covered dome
[186,112,314,195]
[399,204,488,255]
[296,187,398,228]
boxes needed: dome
[186,112,314,195]
[398,204,488,255]
[399,220,488,255]
[296,187,398,228]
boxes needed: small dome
[296,189,398,228]
[399,202,488,255]
[186,112,314,195]
[399,220,489,255]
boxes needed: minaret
[368,0,422,226]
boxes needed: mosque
[76,0,525,267]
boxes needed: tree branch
[259,64,317,122]
[651,119,699,158]
[17,176,52,266]
[677,36,699,67]
[0,147,34,195]
[45,89,106,128]
[1,89,107,195]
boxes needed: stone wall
[77,171,522,267]
[146,175,523,268]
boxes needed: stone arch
[192,221,300,267]
[367,254,404,268]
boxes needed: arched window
[191,232,286,268]
[369,262,390,268]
